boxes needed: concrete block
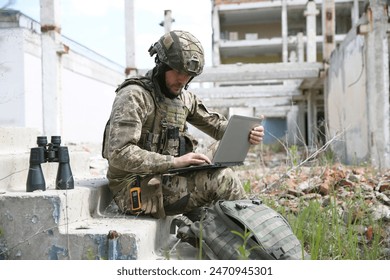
[64,216,174,260]
[0,178,173,260]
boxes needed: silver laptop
[167,115,262,174]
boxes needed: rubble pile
[237,151,390,259]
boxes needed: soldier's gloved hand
[141,177,165,218]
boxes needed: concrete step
[0,126,96,191]
[0,128,177,259]
[64,216,173,260]
[0,150,92,192]
[0,178,174,260]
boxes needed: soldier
[102,30,264,219]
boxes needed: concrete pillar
[162,10,174,34]
[306,90,317,147]
[304,0,319,62]
[289,50,297,62]
[40,0,67,136]
[365,0,390,168]
[292,102,307,146]
[297,32,304,62]
[286,106,300,145]
[124,0,136,76]
[281,0,288,63]
[306,90,313,147]
[322,0,335,64]
[352,0,360,26]
[212,4,221,66]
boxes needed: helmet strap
[184,77,194,90]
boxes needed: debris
[235,149,390,258]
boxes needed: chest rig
[145,95,188,156]
[117,76,195,157]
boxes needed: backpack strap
[170,215,193,235]
[170,215,219,260]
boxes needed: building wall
[326,0,390,168]
[61,67,118,143]
[0,17,125,144]
[327,35,369,163]
[0,28,27,127]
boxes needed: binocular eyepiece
[26,136,74,192]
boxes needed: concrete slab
[0,178,175,260]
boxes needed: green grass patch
[261,194,386,260]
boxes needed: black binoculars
[26,136,74,192]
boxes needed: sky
[2,0,212,69]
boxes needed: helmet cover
[149,30,204,76]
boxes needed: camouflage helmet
[148,30,204,76]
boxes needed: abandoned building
[206,0,366,146]
[193,0,389,169]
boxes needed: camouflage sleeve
[106,85,174,173]
[183,91,228,140]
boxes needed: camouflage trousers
[162,167,247,215]
[110,167,247,216]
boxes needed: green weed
[243,180,251,193]
[231,228,252,260]
[288,145,300,167]
[262,194,386,260]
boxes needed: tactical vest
[102,75,196,159]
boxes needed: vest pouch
[161,125,180,156]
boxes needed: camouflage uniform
[102,31,247,217]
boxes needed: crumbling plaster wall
[326,0,390,168]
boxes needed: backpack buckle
[252,199,262,205]
[235,203,247,210]
[270,247,286,259]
